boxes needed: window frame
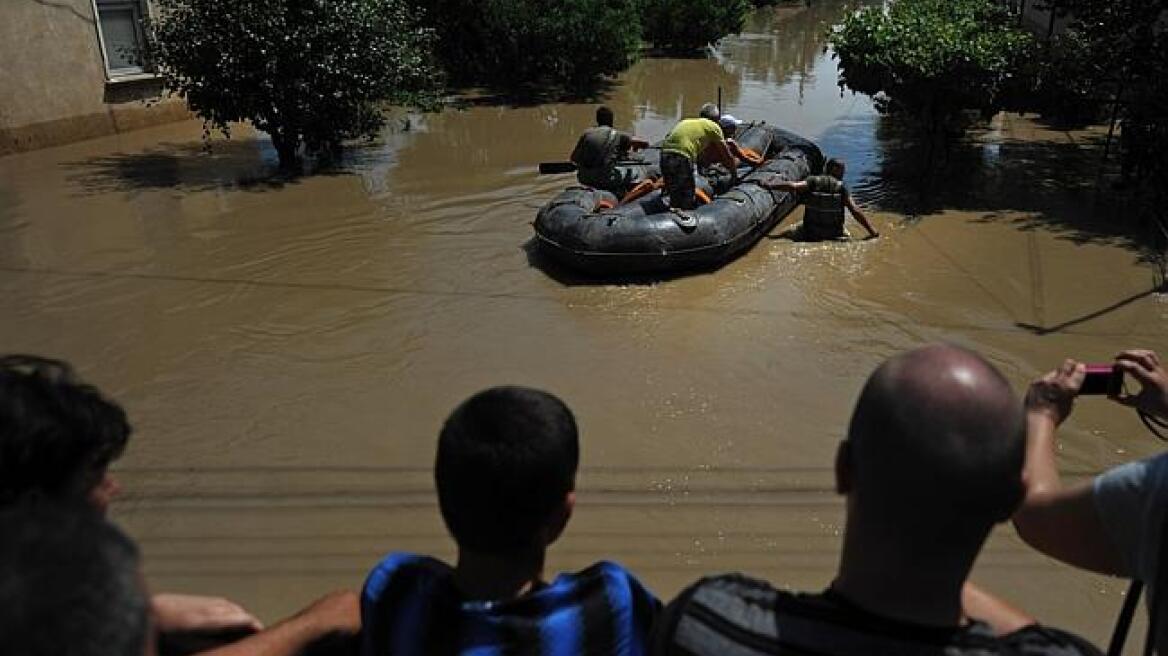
[91,0,152,80]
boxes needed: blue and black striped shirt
[360,553,660,656]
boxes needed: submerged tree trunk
[270,126,301,171]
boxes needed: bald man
[651,345,1102,656]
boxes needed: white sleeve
[1093,452,1168,582]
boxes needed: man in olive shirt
[660,103,737,211]
[570,106,649,196]
[762,158,878,240]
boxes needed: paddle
[538,156,657,175]
[539,161,578,174]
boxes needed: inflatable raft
[534,123,824,276]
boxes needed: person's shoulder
[361,552,452,601]
[565,561,658,598]
[997,624,1104,656]
[655,573,782,654]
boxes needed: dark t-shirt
[652,574,1102,656]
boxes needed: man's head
[840,344,1026,541]
[596,106,615,127]
[825,158,846,179]
[698,102,721,122]
[436,386,579,556]
[0,355,130,513]
[0,501,153,656]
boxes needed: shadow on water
[446,78,621,110]
[57,137,397,196]
[61,139,301,195]
[852,113,1164,263]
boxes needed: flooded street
[1,0,1165,645]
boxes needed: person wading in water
[762,157,879,241]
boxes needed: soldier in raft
[761,157,879,241]
[569,106,650,196]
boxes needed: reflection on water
[0,0,1164,644]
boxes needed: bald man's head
[844,344,1025,534]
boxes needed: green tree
[830,0,1036,142]
[640,0,752,52]
[147,0,444,169]
[418,0,642,92]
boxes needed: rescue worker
[569,106,649,196]
[660,103,737,214]
[761,157,879,240]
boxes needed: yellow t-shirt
[661,118,725,161]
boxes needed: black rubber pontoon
[534,124,824,276]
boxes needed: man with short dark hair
[761,157,878,240]
[360,386,660,656]
[0,501,154,656]
[570,105,650,195]
[652,344,1101,656]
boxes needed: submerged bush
[830,0,1035,141]
[148,0,444,169]
[640,0,751,52]
[419,0,642,91]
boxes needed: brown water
[1,1,1166,646]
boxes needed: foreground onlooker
[360,386,660,655]
[1014,349,1168,651]
[0,501,154,656]
[651,344,1101,656]
[0,354,360,655]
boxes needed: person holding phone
[1014,350,1168,652]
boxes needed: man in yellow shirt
[660,103,737,211]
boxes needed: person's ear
[835,441,853,495]
[542,491,575,547]
[89,470,121,516]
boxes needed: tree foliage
[1041,0,1168,236]
[640,0,752,52]
[417,0,642,91]
[147,0,444,168]
[830,0,1036,140]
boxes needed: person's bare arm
[1012,360,1126,575]
[843,193,878,239]
[711,140,738,178]
[961,582,1034,636]
[196,590,359,656]
[153,593,263,636]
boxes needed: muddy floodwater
[1,0,1166,646]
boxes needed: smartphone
[1080,363,1122,396]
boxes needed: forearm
[1022,412,1063,498]
[1013,412,1125,574]
[961,582,1034,636]
[196,614,328,656]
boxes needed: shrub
[147,0,444,169]
[640,0,752,52]
[419,0,642,91]
[830,0,1036,142]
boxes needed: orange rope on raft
[618,178,665,205]
[729,141,764,166]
